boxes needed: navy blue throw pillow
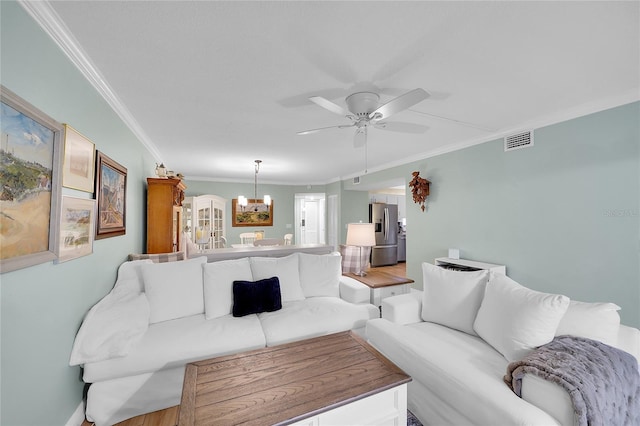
[232,277,282,317]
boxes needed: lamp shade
[346,223,376,247]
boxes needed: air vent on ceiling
[353,176,360,185]
[504,130,534,152]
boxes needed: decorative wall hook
[409,171,430,211]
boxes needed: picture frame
[57,196,96,262]
[62,124,95,192]
[232,198,273,227]
[95,151,127,239]
[0,86,62,273]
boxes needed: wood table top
[177,331,411,426]
[344,269,415,289]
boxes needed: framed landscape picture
[58,196,95,262]
[232,198,273,227]
[62,124,95,192]
[0,86,62,273]
[95,151,126,239]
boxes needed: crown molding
[18,0,163,162]
[341,91,640,183]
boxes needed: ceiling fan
[298,88,430,146]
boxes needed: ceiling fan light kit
[345,92,380,117]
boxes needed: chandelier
[238,160,271,211]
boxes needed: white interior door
[294,193,326,245]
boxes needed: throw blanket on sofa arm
[504,335,640,426]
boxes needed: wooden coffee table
[177,331,411,425]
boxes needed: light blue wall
[339,185,370,241]
[345,102,640,327]
[1,2,156,424]
[183,181,329,245]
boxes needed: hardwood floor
[81,406,179,426]
[80,263,407,426]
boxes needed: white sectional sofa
[70,252,379,425]
[366,263,640,426]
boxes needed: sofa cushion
[83,313,266,383]
[365,319,562,426]
[232,277,282,317]
[259,297,379,346]
[249,254,305,302]
[556,300,621,346]
[421,262,489,335]
[473,273,570,362]
[203,258,253,319]
[142,257,207,324]
[298,252,341,298]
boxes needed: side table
[344,270,414,308]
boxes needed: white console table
[434,257,506,274]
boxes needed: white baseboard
[65,401,86,426]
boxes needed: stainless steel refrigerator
[369,203,398,267]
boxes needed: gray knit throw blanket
[504,335,640,426]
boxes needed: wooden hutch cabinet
[146,178,186,253]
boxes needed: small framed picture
[58,196,96,262]
[95,151,127,239]
[232,198,273,227]
[62,124,95,192]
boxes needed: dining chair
[239,232,256,245]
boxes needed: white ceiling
[28,1,639,185]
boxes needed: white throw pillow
[142,256,207,324]
[473,272,570,362]
[556,300,621,346]
[203,258,254,319]
[114,259,153,293]
[421,262,489,335]
[298,253,341,298]
[250,254,305,302]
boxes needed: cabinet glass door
[195,203,212,250]
[213,206,224,248]
[182,198,193,243]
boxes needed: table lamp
[346,223,376,276]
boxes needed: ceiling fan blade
[353,127,367,148]
[373,121,429,134]
[297,123,354,135]
[278,88,347,108]
[309,96,347,116]
[370,88,430,120]
[408,109,498,132]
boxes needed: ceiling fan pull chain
[364,128,368,174]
